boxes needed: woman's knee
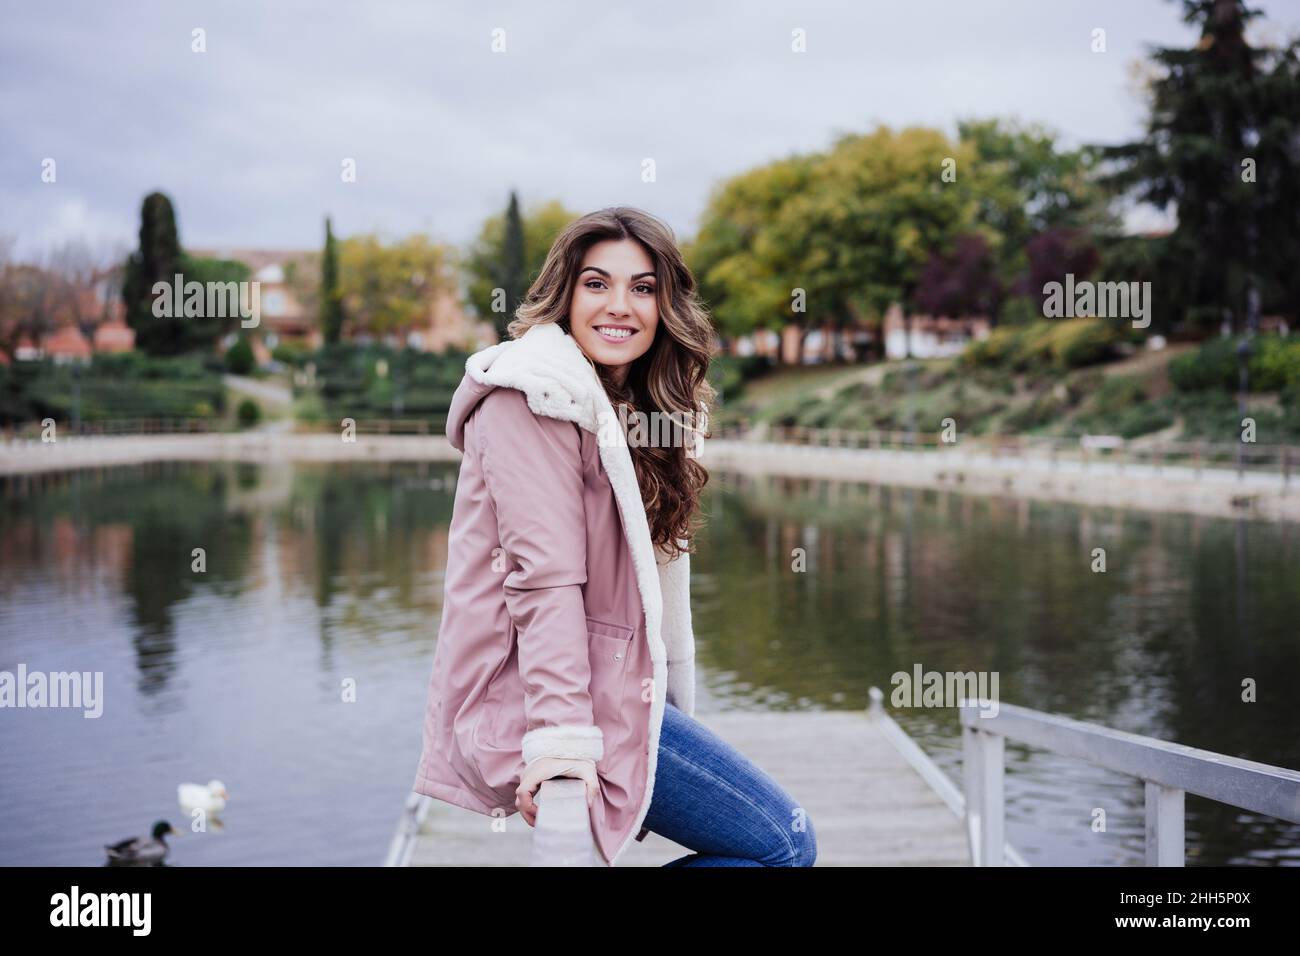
[761,808,817,867]
[790,811,817,866]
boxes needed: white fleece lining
[521,724,605,765]
[463,321,698,867]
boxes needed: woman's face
[567,238,660,387]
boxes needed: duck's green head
[152,820,179,839]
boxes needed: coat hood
[444,322,607,454]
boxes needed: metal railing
[867,687,1028,866]
[958,699,1300,866]
[711,423,1297,483]
[291,418,446,436]
[0,418,227,442]
[1,417,451,442]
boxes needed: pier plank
[402,709,970,867]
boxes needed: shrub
[708,354,773,401]
[272,342,311,367]
[1169,338,1238,391]
[1250,336,1300,392]
[1048,317,1118,369]
[1170,335,1300,393]
[1112,401,1175,438]
[1012,322,1057,370]
[1002,392,1063,431]
[237,398,261,428]
[225,338,255,375]
[963,318,1118,371]
[997,294,1041,327]
[1087,374,1147,415]
[963,325,1023,368]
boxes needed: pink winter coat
[412,320,700,867]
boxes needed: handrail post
[962,720,1005,866]
[529,778,603,867]
[1144,781,1185,866]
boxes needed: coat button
[613,652,623,661]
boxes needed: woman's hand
[515,756,599,827]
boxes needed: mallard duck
[178,780,230,815]
[105,820,179,864]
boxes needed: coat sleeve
[476,388,604,768]
[657,539,697,718]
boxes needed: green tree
[698,125,983,361]
[817,127,986,358]
[320,216,344,344]
[337,233,455,340]
[1099,0,1300,333]
[225,336,254,374]
[181,254,252,351]
[957,118,1115,304]
[497,192,527,342]
[691,120,1116,361]
[463,197,580,338]
[121,192,183,355]
[687,155,822,357]
[120,192,248,355]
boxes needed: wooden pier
[390,689,986,867]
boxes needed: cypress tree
[498,192,527,341]
[121,192,183,355]
[320,216,344,344]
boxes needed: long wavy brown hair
[507,207,715,559]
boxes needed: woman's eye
[584,279,654,294]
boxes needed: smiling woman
[414,206,817,865]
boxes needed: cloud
[2,0,1288,258]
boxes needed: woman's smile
[593,324,639,343]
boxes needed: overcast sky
[3,0,1297,262]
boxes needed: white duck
[178,780,230,816]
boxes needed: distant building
[192,248,321,353]
[883,305,990,360]
[720,321,877,365]
[724,328,781,359]
[193,247,496,358]
[2,282,134,365]
[718,307,988,366]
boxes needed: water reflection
[0,461,1295,865]
[696,471,1300,865]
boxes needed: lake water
[1,460,1296,866]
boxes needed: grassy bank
[714,325,1300,444]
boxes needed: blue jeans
[640,701,818,866]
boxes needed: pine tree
[1100,0,1300,333]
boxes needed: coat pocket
[586,616,633,764]
[475,645,524,755]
